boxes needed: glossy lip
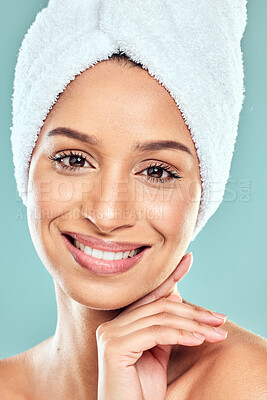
[62,231,151,252]
[62,234,151,275]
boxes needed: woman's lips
[62,230,150,252]
[62,234,151,275]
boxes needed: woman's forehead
[42,61,194,146]
[52,61,177,115]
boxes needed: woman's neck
[24,282,186,400]
[25,282,120,399]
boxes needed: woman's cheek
[151,179,201,243]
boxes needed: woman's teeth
[73,239,140,260]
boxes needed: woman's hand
[96,253,228,400]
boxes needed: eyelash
[48,150,182,184]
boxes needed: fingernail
[211,312,228,320]
[184,252,193,268]
[173,253,193,281]
[213,327,228,337]
[167,294,182,302]
[184,252,193,260]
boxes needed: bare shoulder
[198,319,267,399]
[180,300,267,399]
[0,337,52,399]
[0,352,32,400]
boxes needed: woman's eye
[140,163,182,184]
[48,153,182,185]
[48,151,91,171]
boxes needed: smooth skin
[96,253,229,400]
[1,60,267,399]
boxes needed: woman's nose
[80,173,138,234]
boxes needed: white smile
[73,239,142,260]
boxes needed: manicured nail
[167,294,182,302]
[184,252,192,260]
[213,327,228,337]
[174,252,193,281]
[211,311,228,320]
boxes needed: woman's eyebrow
[47,127,100,146]
[46,127,193,157]
[132,140,192,156]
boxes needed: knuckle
[155,311,169,324]
[96,325,103,339]
[101,337,118,358]
[193,320,203,329]
[150,324,162,337]
[156,297,166,307]
[96,322,109,339]
[158,299,170,313]
[193,320,210,336]
[193,307,202,317]
[176,328,185,337]
[99,331,110,344]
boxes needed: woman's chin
[54,282,137,311]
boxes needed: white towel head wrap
[10,0,248,242]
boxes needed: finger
[109,296,228,328]
[101,326,206,365]
[118,252,193,317]
[147,252,192,300]
[104,312,228,344]
[167,289,182,302]
[182,298,228,321]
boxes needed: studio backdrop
[0,0,266,359]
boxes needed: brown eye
[68,155,87,168]
[147,166,165,179]
[48,150,91,171]
[140,162,182,184]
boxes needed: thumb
[118,252,193,317]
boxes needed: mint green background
[0,1,266,359]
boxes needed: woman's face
[27,60,202,309]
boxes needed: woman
[1,1,267,399]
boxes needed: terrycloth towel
[10,0,248,242]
